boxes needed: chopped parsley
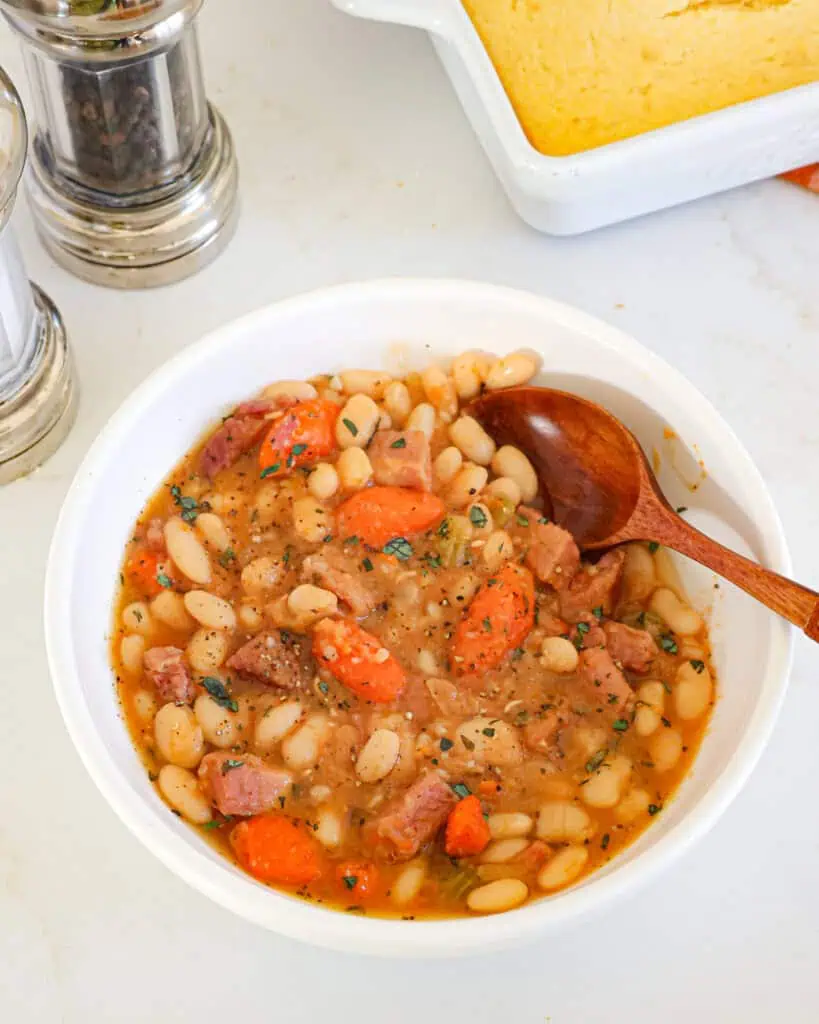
[202,676,238,712]
[260,463,280,478]
[170,485,201,523]
[439,737,454,752]
[607,693,619,705]
[675,506,688,514]
[612,718,629,732]
[424,552,442,569]
[291,443,307,458]
[437,518,450,538]
[648,541,660,553]
[659,633,678,654]
[661,680,672,694]
[390,437,407,449]
[690,659,706,673]
[218,547,236,568]
[342,874,358,890]
[318,681,329,695]
[342,418,358,437]
[592,606,603,620]
[515,513,530,527]
[461,734,476,751]
[576,622,590,636]
[585,748,608,773]
[514,709,529,726]
[156,572,172,589]
[538,516,550,524]
[343,535,359,546]
[482,727,496,738]
[203,815,233,831]
[220,759,244,775]
[469,506,488,529]
[601,833,610,851]
[482,616,491,632]
[383,537,413,561]
[511,646,525,661]
[451,782,471,799]
[361,557,374,572]
[648,804,662,816]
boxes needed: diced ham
[569,615,607,650]
[520,511,580,591]
[144,646,194,703]
[199,399,274,479]
[227,630,312,689]
[145,517,166,552]
[603,621,658,672]
[523,713,562,754]
[559,549,626,624]
[367,430,432,491]
[538,612,570,638]
[198,752,292,816]
[372,771,457,860]
[301,554,377,618]
[578,646,633,710]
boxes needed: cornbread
[461,0,819,156]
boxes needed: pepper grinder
[0,65,75,483]
[0,0,239,288]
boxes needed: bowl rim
[44,278,794,956]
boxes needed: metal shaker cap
[0,66,76,484]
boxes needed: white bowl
[45,279,793,956]
[331,0,819,234]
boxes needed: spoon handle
[653,514,819,642]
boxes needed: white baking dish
[331,0,819,234]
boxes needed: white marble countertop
[1,1,818,1020]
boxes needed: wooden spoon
[469,385,819,642]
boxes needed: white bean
[150,591,193,632]
[336,393,380,448]
[456,718,523,766]
[186,628,229,673]
[648,727,684,772]
[340,369,391,399]
[581,755,632,809]
[449,416,496,466]
[540,636,579,674]
[634,705,661,737]
[467,878,529,914]
[621,544,657,603]
[634,680,666,737]
[336,447,373,491]
[307,462,339,501]
[281,712,330,770]
[451,350,494,401]
[164,517,211,585]
[650,588,703,637]
[315,806,345,849]
[488,812,533,839]
[406,402,436,439]
[195,512,231,553]
[241,555,283,596]
[466,501,494,537]
[536,801,595,842]
[380,380,410,428]
[481,838,529,864]
[154,703,205,769]
[491,446,538,503]
[293,497,331,543]
[418,649,439,676]
[615,787,651,823]
[132,688,157,723]
[674,660,713,720]
[421,365,458,422]
[485,351,540,390]
[157,765,212,824]
[261,379,317,401]
[286,584,338,623]
[446,463,489,509]
[255,700,305,752]
[484,476,522,507]
[445,572,481,608]
[482,529,513,572]
[537,846,588,891]
[653,546,686,596]
[433,446,463,487]
[193,694,249,749]
[183,590,236,631]
[238,602,263,631]
[355,729,401,783]
[120,634,145,675]
[122,601,153,636]
[391,860,428,905]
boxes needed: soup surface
[112,353,714,918]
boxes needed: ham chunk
[227,630,312,689]
[368,430,432,491]
[145,517,166,552]
[603,621,658,672]
[199,399,273,479]
[198,752,292,816]
[520,511,580,590]
[578,646,633,710]
[301,554,377,618]
[373,771,457,861]
[559,549,626,624]
[570,619,607,650]
[144,646,194,703]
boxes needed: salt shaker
[0,0,239,288]
[0,65,75,484]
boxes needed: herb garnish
[170,485,201,523]
[220,759,244,775]
[592,606,603,620]
[659,633,678,654]
[601,833,610,850]
[390,437,407,449]
[648,804,662,816]
[342,418,358,437]
[440,737,454,752]
[451,783,471,799]
[156,572,172,588]
[291,443,307,458]
[202,676,238,712]
[612,718,629,732]
[461,735,476,751]
[482,727,496,738]
[469,506,488,529]
[585,748,608,773]
[383,537,413,561]
[437,518,450,538]
[515,514,530,527]
[361,557,374,572]
[260,463,280,479]
[342,874,358,890]
[690,659,705,673]
[648,541,660,553]
[218,547,236,568]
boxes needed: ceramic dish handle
[332,0,458,36]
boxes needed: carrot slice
[444,795,490,858]
[125,547,168,597]
[336,860,381,900]
[782,165,819,193]
[312,618,405,703]
[230,815,323,886]
[451,563,535,677]
[258,399,339,477]
[336,486,445,548]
